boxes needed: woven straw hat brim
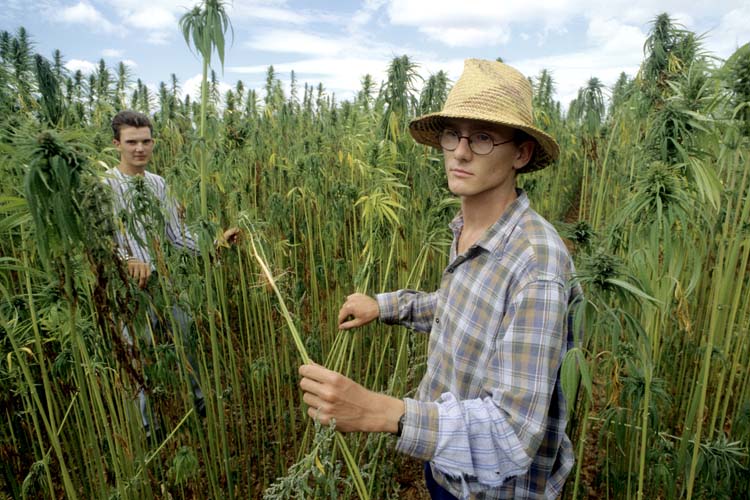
[408,59,560,174]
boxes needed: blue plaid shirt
[377,191,581,499]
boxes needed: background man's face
[114,126,154,171]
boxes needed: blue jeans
[424,462,459,500]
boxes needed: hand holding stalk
[337,293,380,330]
[299,362,404,434]
[126,259,151,289]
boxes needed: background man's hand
[222,227,241,246]
[338,293,379,330]
[298,362,404,433]
[127,259,151,289]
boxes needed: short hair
[111,110,153,140]
[512,128,534,146]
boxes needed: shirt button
[435,318,440,324]
[447,268,454,273]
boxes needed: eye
[472,132,492,143]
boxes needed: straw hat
[409,59,559,173]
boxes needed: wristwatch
[396,413,406,437]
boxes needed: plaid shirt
[104,167,197,264]
[377,191,581,499]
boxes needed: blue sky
[2,0,748,107]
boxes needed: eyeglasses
[439,129,513,155]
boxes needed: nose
[453,135,473,160]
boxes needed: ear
[512,140,535,171]
[113,138,121,147]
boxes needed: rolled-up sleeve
[376,290,438,333]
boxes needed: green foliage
[263,422,344,499]
[33,54,64,126]
[22,129,87,266]
[170,446,199,485]
[179,0,233,70]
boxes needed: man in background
[105,110,239,435]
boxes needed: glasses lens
[440,130,459,150]
[469,132,493,155]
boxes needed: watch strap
[396,413,406,437]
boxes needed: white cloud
[586,17,646,59]
[123,59,138,68]
[384,0,749,50]
[5,0,27,21]
[705,5,750,59]
[244,29,348,56]
[57,1,122,34]
[65,59,97,74]
[182,73,232,102]
[351,0,388,28]
[122,6,176,31]
[385,0,574,46]
[514,51,640,107]
[229,0,310,23]
[421,26,511,47]
[230,56,394,101]
[102,48,124,58]
[147,31,171,45]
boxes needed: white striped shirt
[103,167,197,264]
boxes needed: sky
[2,0,749,108]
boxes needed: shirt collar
[449,189,530,256]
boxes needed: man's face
[114,126,154,171]
[442,118,531,201]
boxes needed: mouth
[449,168,472,177]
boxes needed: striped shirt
[103,167,197,264]
[377,191,581,500]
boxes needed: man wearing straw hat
[300,59,581,499]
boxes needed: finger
[139,267,149,289]
[299,376,325,397]
[307,406,330,424]
[299,363,337,386]
[298,362,324,381]
[337,304,351,326]
[339,318,361,330]
[302,391,324,409]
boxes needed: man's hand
[127,259,151,289]
[338,293,379,330]
[221,227,241,246]
[298,362,404,433]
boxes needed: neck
[117,163,146,176]
[460,183,518,232]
